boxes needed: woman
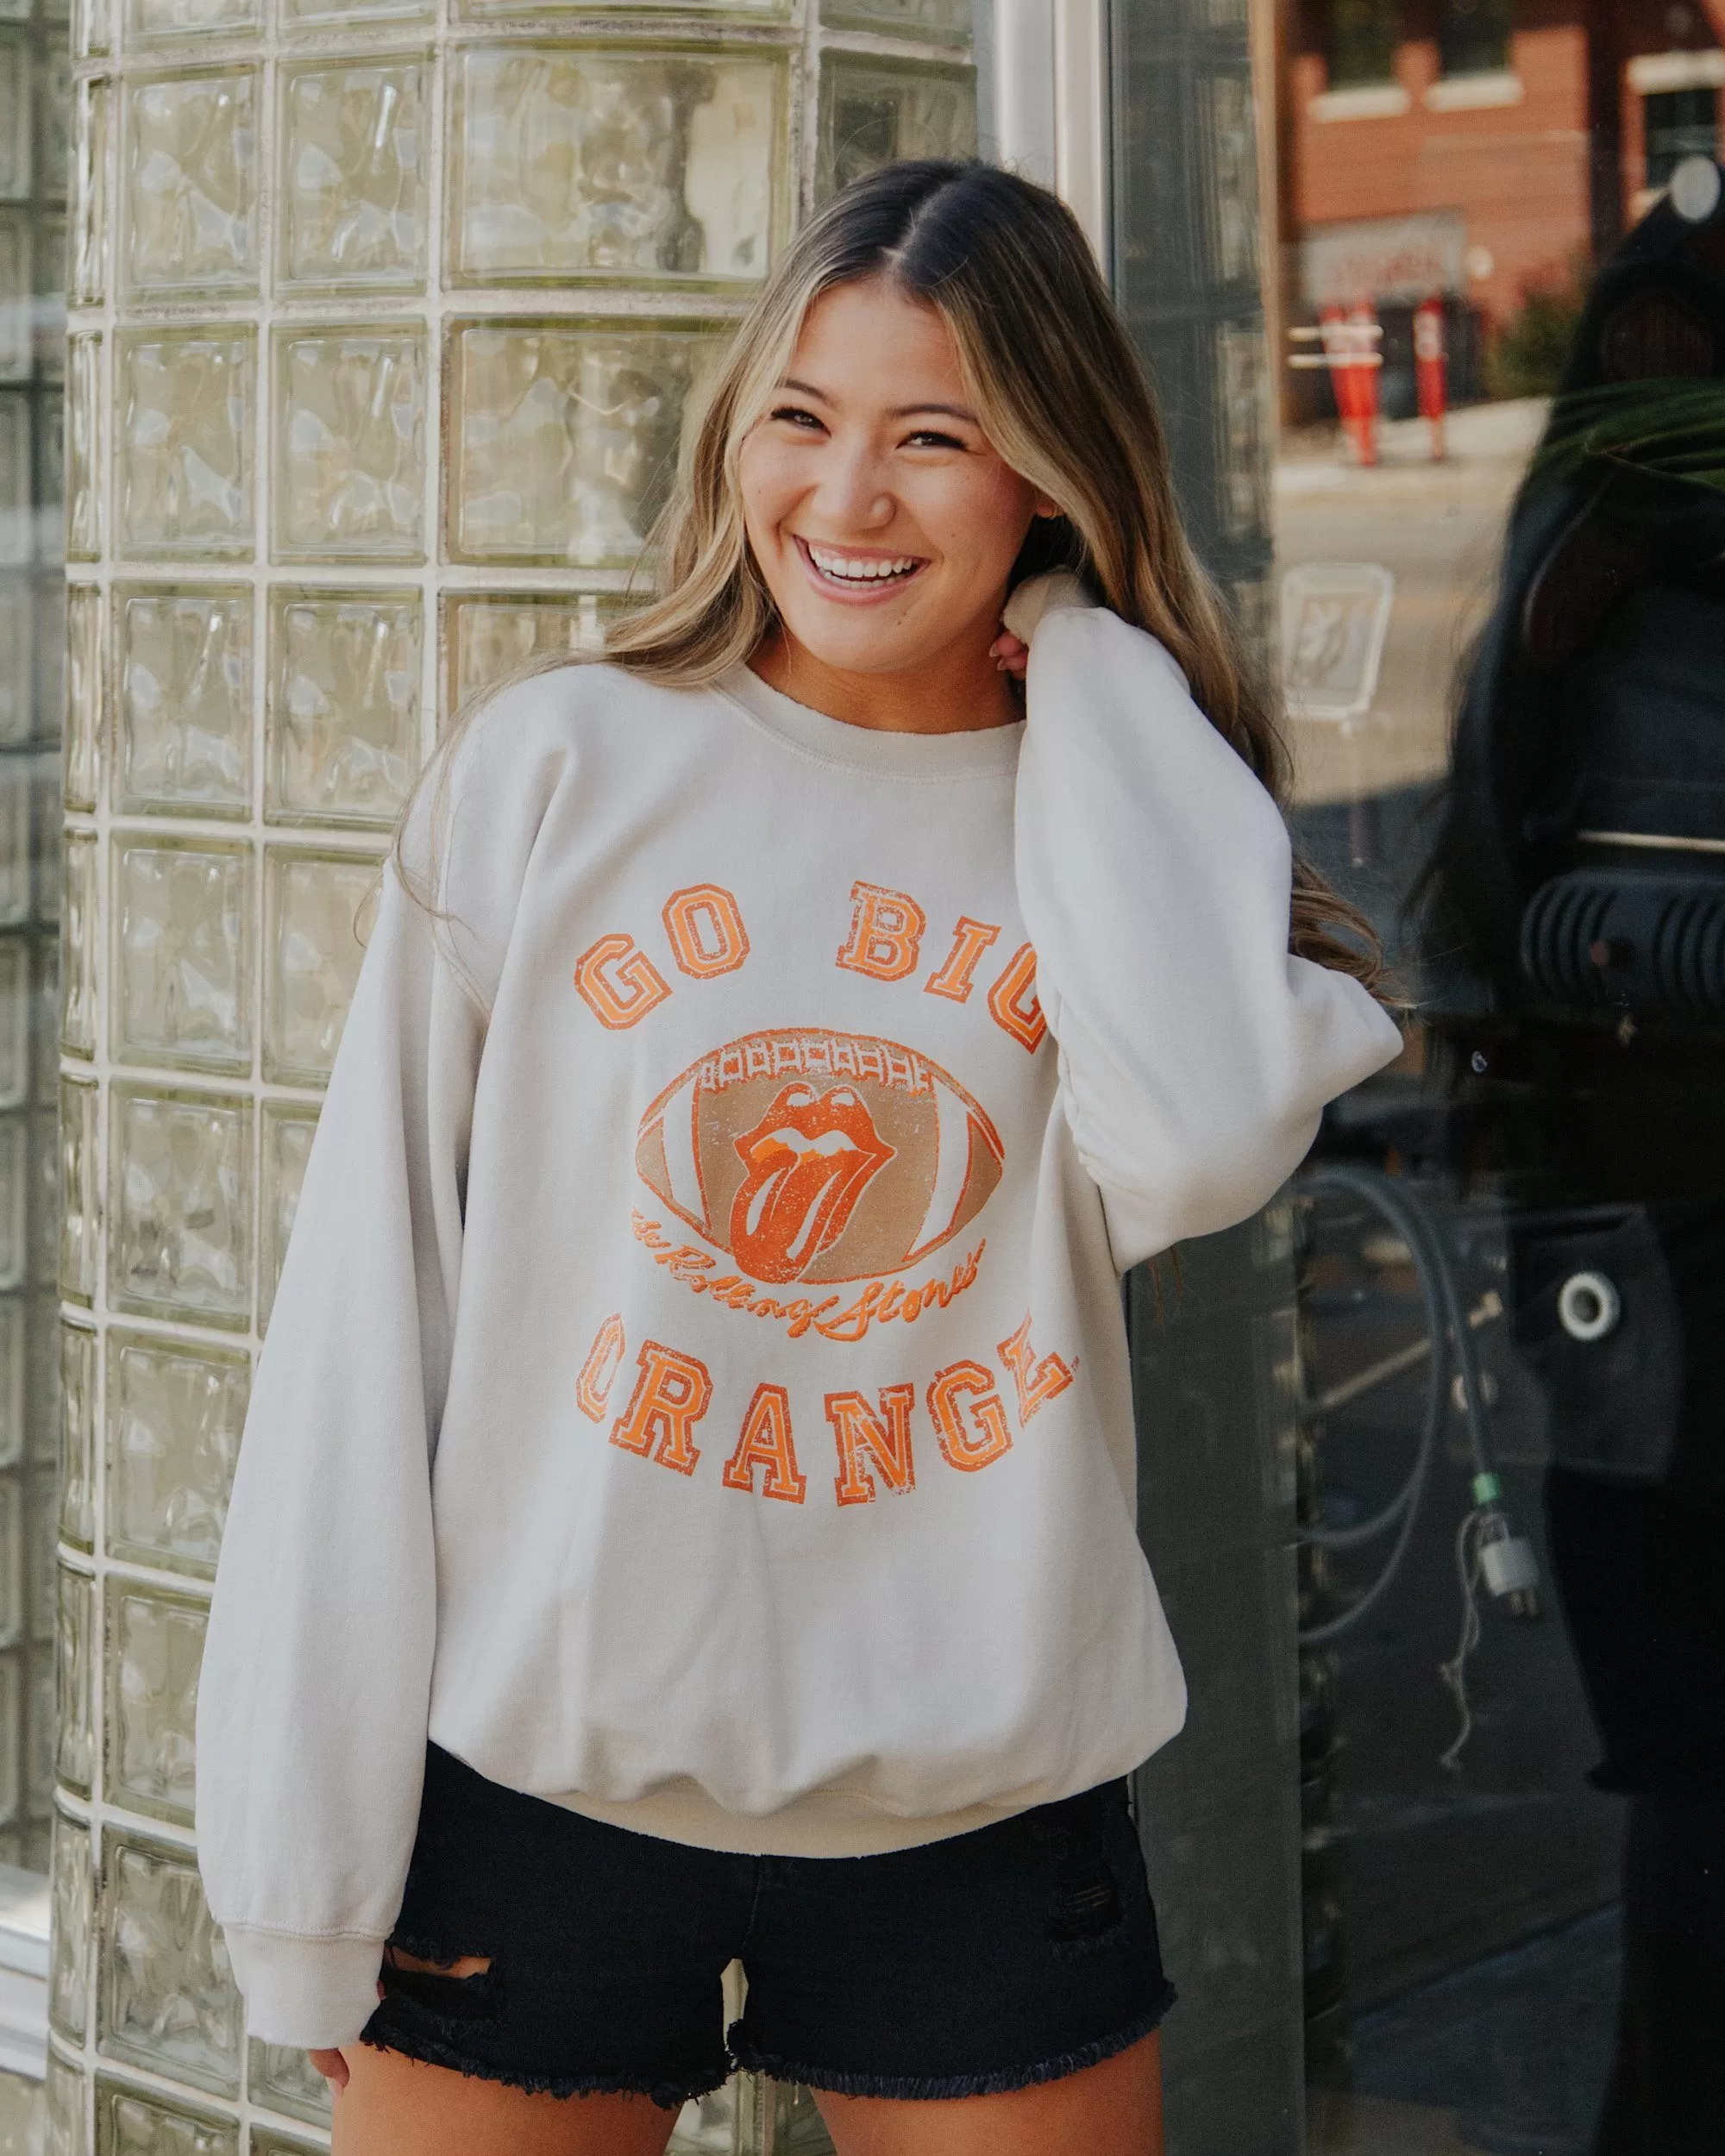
[197,160,1402,2156]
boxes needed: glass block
[116,330,255,561]
[64,582,100,811]
[99,1833,242,2097]
[96,2084,235,2156]
[0,1118,26,1296]
[0,581,28,749]
[29,1282,60,1463]
[285,0,430,21]
[0,761,27,926]
[36,210,66,379]
[73,0,114,59]
[63,332,98,561]
[457,0,781,14]
[108,1085,252,1329]
[0,1651,17,1821]
[279,57,428,292]
[0,935,26,1098]
[34,941,58,1109]
[122,69,259,299]
[46,2044,85,2156]
[0,1481,17,1648]
[0,1301,19,1469]
[442,590,610,727]
[30,1113,57,1300]
[267,588,419,826]
[106,1332,245,1580]
[37,580,66,755]
[0,393,31,565]
[35,755,63,930]
[28,1652,54,1814]
[61,830,97,1056]
[106,1582,204,1825]
[28,1466,55,1639]
[59,1075,98,1304]
[821,0,969,35]
[39,389,67,566]
[246,2040,329,2129]
[250,2132,323,2156]
[40,41,71,204]
[0,213,28,384]
[0,37,29,204]
[273,326,426,561]
[111,837,253,1073]
[262,849,376,1084]
[72,78,110,305]
[116,586,254,818]
[449,47,783,287]
[448,318,724,567]
[59,1320,96,1548]
[817,57,975,198]
[124,0,260,41]
[54,1561,93,1793]
[259,1100,316,1332]
[50,1807,91,2040]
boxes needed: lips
[731,1081,895,1284]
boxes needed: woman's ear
[1033,497,1062,520]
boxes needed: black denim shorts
[361,1743,1176,2109]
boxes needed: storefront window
[1269,4,1725,2152]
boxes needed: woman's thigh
[815,2031,1164,2156]
[329,2041,683,2156]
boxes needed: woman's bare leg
[814,2030,1164,2156]
[328,2043,683,2156]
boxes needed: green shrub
[1487,254,1593,400]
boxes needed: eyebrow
[779,378,979,425]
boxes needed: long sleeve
[195,699,560,2049]
[1006,576,1403,1273]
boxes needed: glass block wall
[0,0,70,1890]
[54,3,977,2152]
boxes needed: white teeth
[806,542,919,584]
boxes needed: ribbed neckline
[712,661,1024,780]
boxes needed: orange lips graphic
[730,1082,895,1284]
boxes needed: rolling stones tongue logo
[633,1027,1005,1288]
[731,1083,894,1283]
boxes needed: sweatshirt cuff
[1003,571,1093,645]
[221,1925,386,2050]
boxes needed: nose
[809,435,895,533]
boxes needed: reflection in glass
[816,57,975,198]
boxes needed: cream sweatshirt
[195,578,1402,2048]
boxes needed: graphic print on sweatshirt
[567,875,1082,1504]
[636,1028,1004,1288]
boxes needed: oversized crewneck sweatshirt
[195,578,1402,2049]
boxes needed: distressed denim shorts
[360,1743,1176,2109]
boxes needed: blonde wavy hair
[402,157,1387,997]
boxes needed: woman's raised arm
[1007,575,1403,1275]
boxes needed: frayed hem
[357,2027,724,2112]
[728,1983,1176,2102]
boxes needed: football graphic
[635,1028,1005,1287]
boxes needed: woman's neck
[749,624,1020,736]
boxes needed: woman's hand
[990,629,1030,680]
[309,2047,350,2091]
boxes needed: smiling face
[737,275,1054,723]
